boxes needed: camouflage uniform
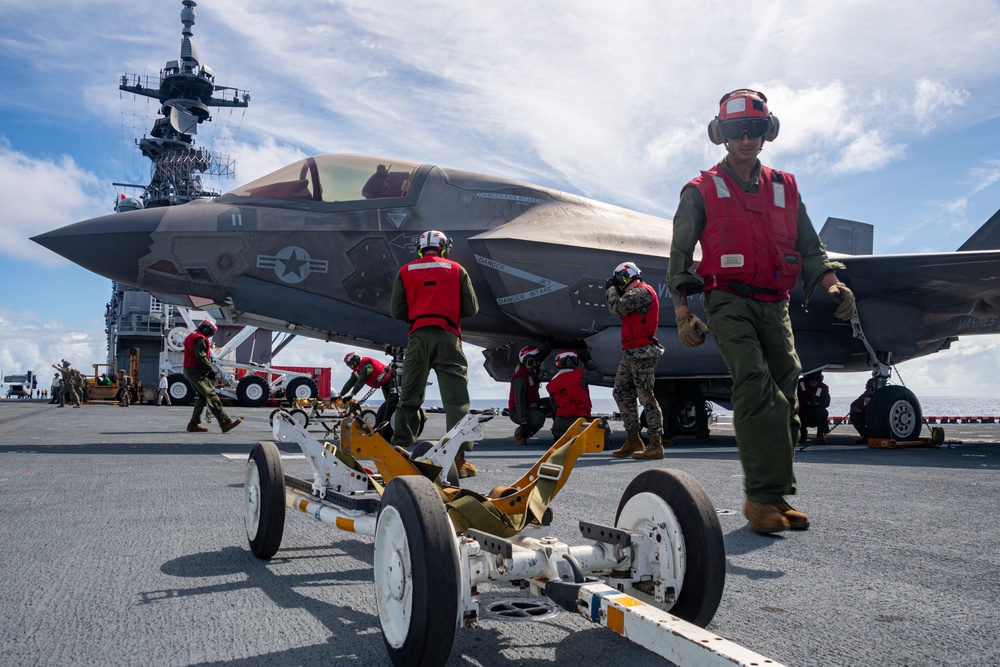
[53,362,81,408]
[607,285,663,437]
[117,370,131,407]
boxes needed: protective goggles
[719,117,770,141]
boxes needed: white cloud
[913,78,969,133]
[0,140,107,266]
[0,306,105,383]
[969,159,1000,195]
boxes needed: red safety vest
[183,331,211,369]
[621,282,659,350]
[689,164,800,301]
[358,357,392,388]
[547,369,592,418]
[400,255,463,337]
[507,364,540,414]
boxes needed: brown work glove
[828,282,855,320]
[676,311,710,348]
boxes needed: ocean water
[418,396,1000,417]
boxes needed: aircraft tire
[237,375,270,407]
[614,468,725,628]
[867,385,922,441]
[167,373,194,406]
[244,441,286,560]
[284,377,318,406]
[375,475,459,667]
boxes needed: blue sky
[2,0,1000,399]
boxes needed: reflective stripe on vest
[690,164,800,301]
[400,256,463,337]
[359,357,391,388]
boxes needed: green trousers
[705,290,801,503]
[183,368,233,426]
[391,328,470,448]
[509,406,549,437]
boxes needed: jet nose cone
[31,207,164,285]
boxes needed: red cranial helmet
[197,319,218,336]
[708,89,780,145]
[554,351,580,369]
[518,346,541,366]
[344,352,361,368]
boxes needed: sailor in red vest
[182,318,243,433]
[668,88,855,533]
[390,230,479,477]
[507,345,551,445]
[338,352,399,439]
[546,350,603,440]
[606,261,668,460]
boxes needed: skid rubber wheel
[167,373,194,406]
[361,408,379,428]
[268,408,309,429]
[375,475,460,667]
[409,440,460,488]
[930,426,945,446]
[614,468,725,628]
[245,441,286,559]
[284,377,318,406]
[868,385,922,441]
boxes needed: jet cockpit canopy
[226,154,421,203]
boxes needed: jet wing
[838,249,1000,358]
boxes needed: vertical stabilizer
[957,207,1000,250]
[818,217,874,255]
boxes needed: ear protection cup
[764,114,780,142]
[708,117,725,145]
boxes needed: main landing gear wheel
[237,375,270,407]
[867,385,922,441]
[167,373,194,405]
[269,408,309,429]
[374,475,460,667]
[614,468,726,628]
[284,377,318,406]
[245,441,286,559]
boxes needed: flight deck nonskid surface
[0,399,997,667]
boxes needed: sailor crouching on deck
[390,230,480,478]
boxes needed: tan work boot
[743,498,790,534]
[186,423,209,433]
[612,431,645,458]
[455,453,477,478]
[514,427,527,445]
[633,434,665,460]
[774,499,811,530]
[221,416,244,434]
